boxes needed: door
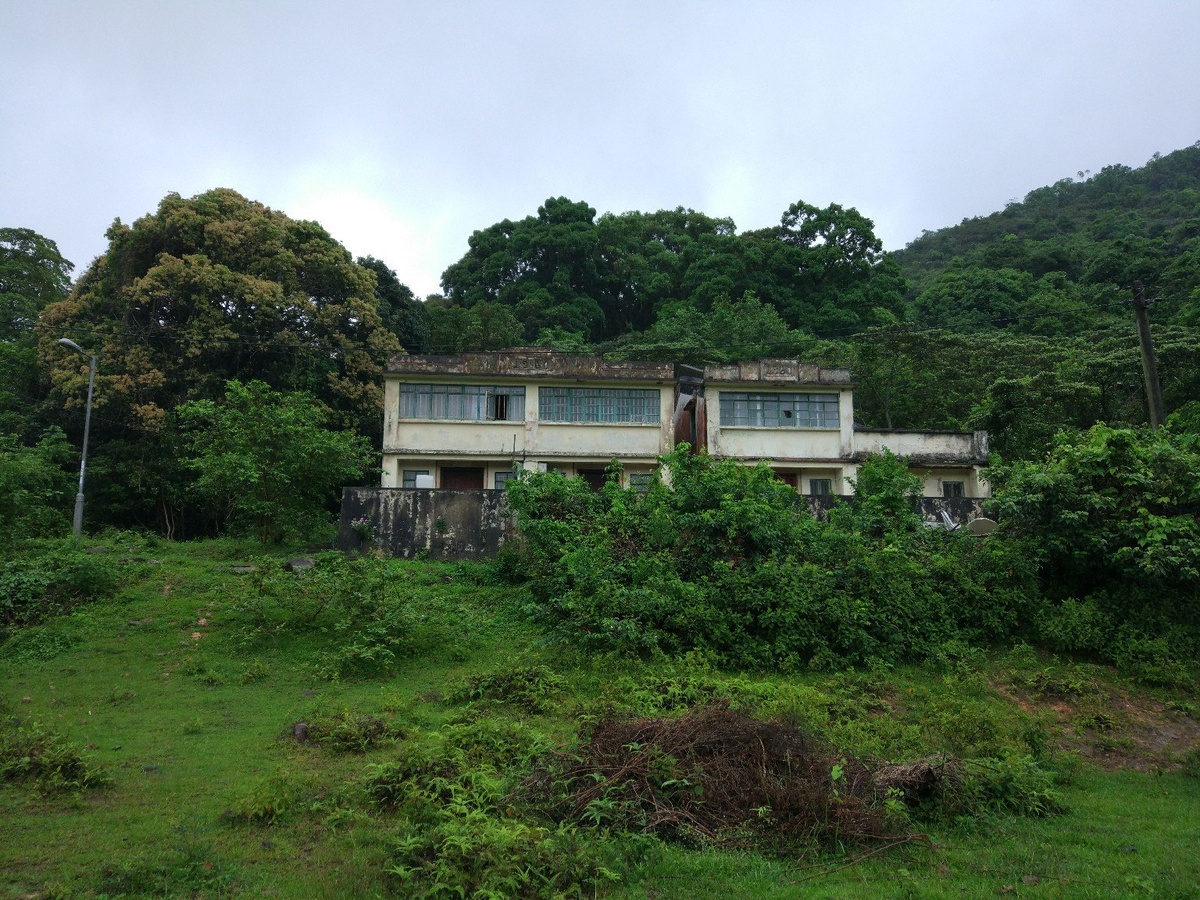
[440,466,484,489]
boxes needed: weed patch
[448,664,566,714]
[0,716,110,794]
[299,710,403,753]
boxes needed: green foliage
[988,424,1200,671]
[177,379,373,542]
[230,553,468,678]
[448,664,567,714]
[895,143,1200,333]
[0,539,118,633]
[606,291,808,364]
[41,188,399,435]
[0,427,74,536]
[303,710,403,753]
[35,188,399,533]
[506,448,1033,669]
[0,717,110,794]
[357,254,429,352]
[439,196,903,346]
[961,754,1067,818]
[0,227,73,342]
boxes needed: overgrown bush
[505,448,1035,669]
[229,552,465,678]
[988,424,1200,673]
[0,540,118,635]
[0,717,110,794]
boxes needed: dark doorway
[441,466,484,489]
[577,468,608,491]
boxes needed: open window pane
[400,384,525,421]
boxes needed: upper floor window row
[539,387,660,424]
[400,384,525,422]
[719,391,839,429]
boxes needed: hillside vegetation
[4,142,1200,896]
[2,534,1198,899]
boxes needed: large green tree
[357,255,429,353]
[177,380,373,543]
[37,189,399,533]
[441,197,607,341]
[1,228,73,437]
[40,189,399,436]
[746,201,905,333]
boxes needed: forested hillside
[894,142,1200,321]
[3,144,1200,538]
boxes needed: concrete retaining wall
[339,489,989,561]
[337,488,517,560]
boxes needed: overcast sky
[3,1,1199,299]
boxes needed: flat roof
[386,349,676,382]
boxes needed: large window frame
[399,384,525,422]
[718,391,839,429]
[538,387,661,424]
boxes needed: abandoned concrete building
[379,349,990,499]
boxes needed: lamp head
[58,338,85,355]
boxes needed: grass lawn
[2,537,1198,898]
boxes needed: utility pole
[1130,281,1165,429]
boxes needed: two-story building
[381,350,680,492]
[380,350,989,499]
[700,359,989,498]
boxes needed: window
[809,478,834,496]
[718,392,839,428]
[402,469,430,488]
[538,387,660,423]
[493,470,516,490]
[629,473,654,494]
[400,384,525,422]
[942,480,965,498]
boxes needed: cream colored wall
[382,378,674,486]
[533,423,665,457]
[388,421,528,456]
[705,386,852,461]
[854,430,980,459]
[912,468,987,498]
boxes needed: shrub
[988,424,1200,671]
[505,447,1033,670]
[0,718,110,794]
[0,540,118,634]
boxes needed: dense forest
[1,143,1199,539]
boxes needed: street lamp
[57,338,96,538]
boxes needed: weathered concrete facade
[362,351,994,559]
[338,487,517,559]
[702,360,987,498]
[382,349,677,491]
[336,489,988,561]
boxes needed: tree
[745,201,902,332]
[357,255,428,353]
[1,228,73,341]
[987,425,1200,668]
[424,299,524,353]
[177,380,373,543]
[1,228,73,436]
[441,197,607,341]
[0,428,74,536]
[40,189,400,436]
[608,292,807,364]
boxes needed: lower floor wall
[338,488,989,561]
[338,487,517,559]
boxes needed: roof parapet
[703,359,853,386]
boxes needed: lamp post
[57,338,96,538]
